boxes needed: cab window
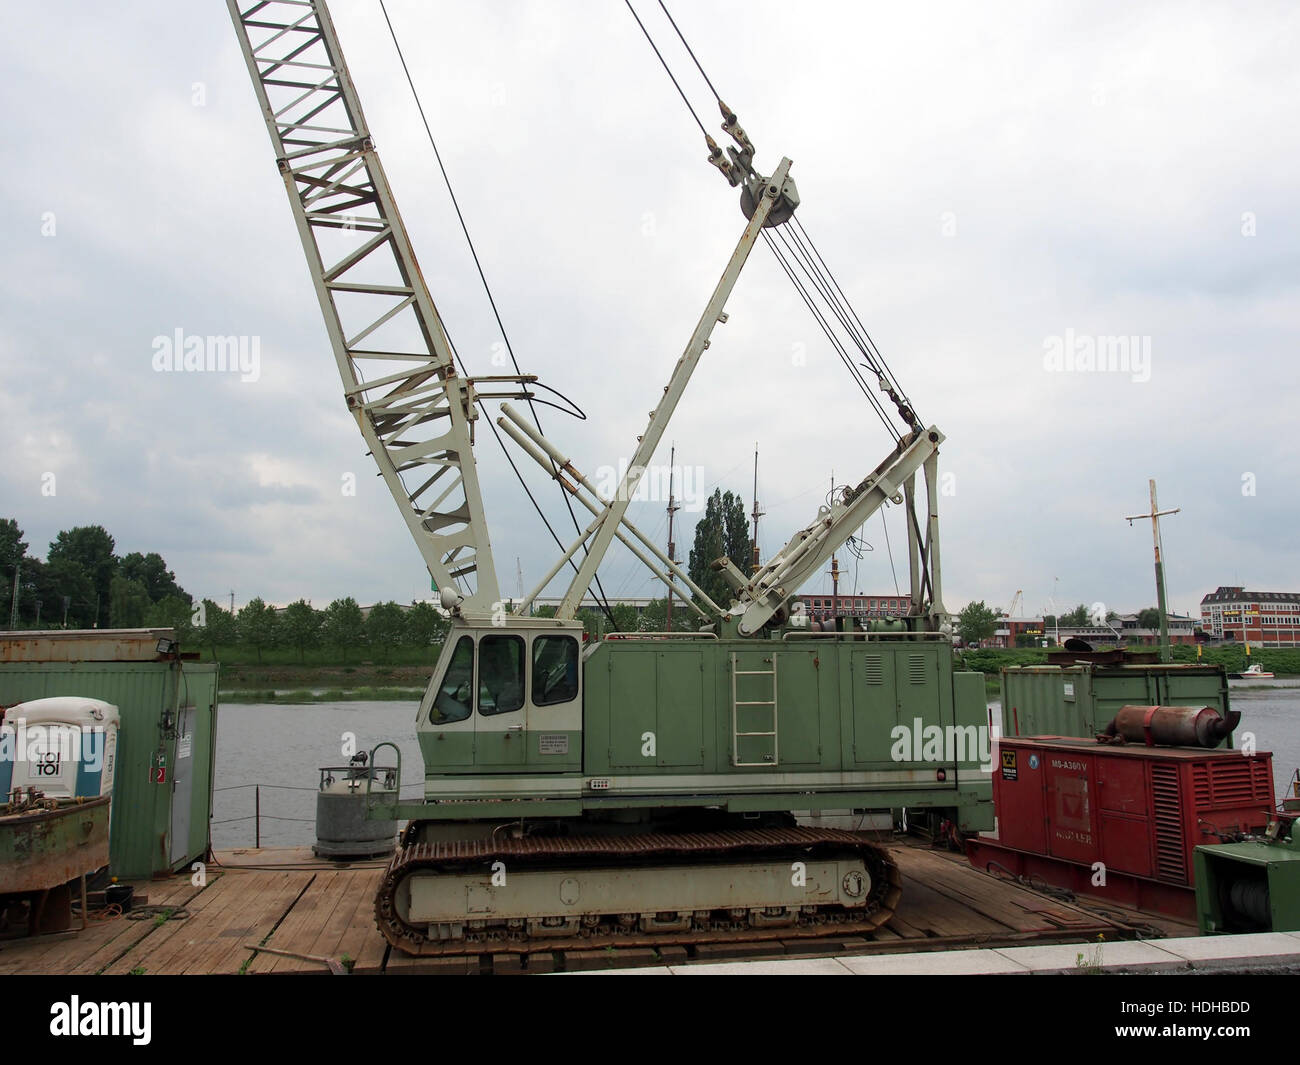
[478,635,525,716]
[430,636,474,724]
[532,635,579,706]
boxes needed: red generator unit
[965,735,1275,920]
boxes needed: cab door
[474,633,528,766]
[524,632,582,771]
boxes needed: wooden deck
[0,841,1197,975]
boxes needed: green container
[1195,835,1300,933]
[999,663,1231,741]
[0,660,218,880]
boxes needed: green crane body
[396,617,993,831]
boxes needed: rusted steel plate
[0,629,173,663]
[0,795,111,893]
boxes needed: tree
[610,602,639,633]
[1137,607,1161,631]
[281,599,323,662]
[197,599,237,658]
[405,601,449,649]
[48,525,117,628]
[119,551,187,604]
[322,597,366,663]
[687,489,751,609]
[640,597,669,631]
[109,575,151,628]
[1060,603,1091,627]
[365,601,406,661]
[957,600,1000,647]
[146,594,196,645]
[575,607,605,640]
[237,597,279,663]
[0,519,29,625]
[34,557,97,628]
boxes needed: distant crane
[1005,589,1023,618]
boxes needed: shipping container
[0,630,218,880]
[999,662,1231,741]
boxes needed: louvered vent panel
[1206,760,1255,806]
[1151,763,1187,883]
[865,656,884,685]
[908,654,926,685]
[1192,763,1210,806]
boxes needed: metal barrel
[1098,705,1241,748]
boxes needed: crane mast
[228,0,521,617]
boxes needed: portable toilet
[0,697,120,808]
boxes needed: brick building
[803,592,910,624]
[1200,586,1300,646]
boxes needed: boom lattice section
[229,0,499,608]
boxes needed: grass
[1075,936,1105,974]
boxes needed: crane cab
[416,617,584,775]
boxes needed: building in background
[802,593,910,625]
[1200,587,1300,646]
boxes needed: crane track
[375,826,903,957]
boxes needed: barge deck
[0,837,1195,975]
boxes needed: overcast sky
[2,0,1297,622]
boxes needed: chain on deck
[375,826,903,956]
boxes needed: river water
[211,682,1300,849]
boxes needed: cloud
[1,0,1297,623]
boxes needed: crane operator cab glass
[417,621,583,774]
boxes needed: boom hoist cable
[625,0,936,611]
[378,0,619,629]
[629,0,920,439]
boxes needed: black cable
[623,0,709,138]
[775,225,892,402]
[447,334,617,630]
[762,231,899,440]
[380,0,617,629]
[792,216,918,424]
[651,0,923,437]
[779,223,902,425]
[881,507,900,597]
[657,1,724,104]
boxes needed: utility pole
[750,444,763,576]
[665,445,680,632]
[1126,479,1181,663]
[230,590,235,615]
[8,564,19,630]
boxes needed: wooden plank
[181,871,314,975]
[66,880,208,976]
[0,878,201,976]
[326,872,388,974]
[105,870,312,975]
[248,871,350,974]
[250,873,369,972]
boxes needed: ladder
[731,653,779,767]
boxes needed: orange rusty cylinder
[1098,704,1240,749]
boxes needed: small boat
[1228,662,1275,679]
